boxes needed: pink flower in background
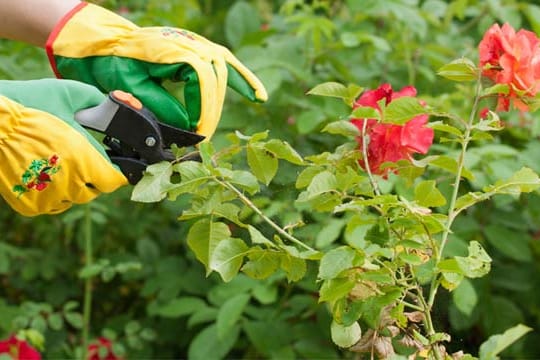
[0,335,41,360]
[479,23,540,111]
[350,84,433,175]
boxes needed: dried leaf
[387,325,400,337]
[349,329,376,353]
[373,336,395,358]
[405,311,425,323]
[399,334,425,350]
[349,281,378,300]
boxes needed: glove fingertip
[254,85,268,103]
[226,63,268,103]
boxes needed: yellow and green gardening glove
[0,79,127,217]
[46,2,268,140]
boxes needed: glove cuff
[46,2,138,77]
[46,2,89,77]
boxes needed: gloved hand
[0,79,127,217]
[46,2,268,140]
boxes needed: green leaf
[437,58,478,81]
[296,166,324,189]
[153,297,207,318]
[212,203,243,225]
[188,307,219,329]
[247,143,278,185]
[481,83,509,96]
[280,254,307,282]
[316,219,346,248]
[330,320,362,348]
[359,270,394,284]
[454,192,486,213]
[350,106,380,120]
[131,162,173,202]
[428,155,475,180]
[198,141,214,165]
[318,246,358,280]
[452,278,477,316]
[301,171,338,199]
[62,301,79,313]
[78,259,109,279]
[484,167,540,195]
[168,161,212,199]
[242,250,281,279]
[210,238,249,282]
[188,324,240,360]
[47,313,63,331]
[430,121,463,136]
[383,96,427,125]
[437,258,463,274]
[414,180,447,207]
[398,252,424,266]
[217,293,250,340]
[484,225,532,262]
[229,170,260,194]
[248,226,274,247]
[322,120,361,137]
[225,1,260,48]
[187,219,231,275]
[252,284,277,304]
[235,130,268,142]
[307,81,349,99]
[319,278,355,303]
[473,115,504,132]
[64,312,83,329]
[264,139,304,165]
[243,321,290,356]
[456,241,492,278]
[479,324,532,360]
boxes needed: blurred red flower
[479,23,540,111]
[351,84,433,175]
[0,335,41,360]
[87,337,122,360]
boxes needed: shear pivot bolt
[145,136,157,147]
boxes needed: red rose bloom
[87,337,123,360]
[0,335,41,360]
[479,23,540,111]
[351,84,433,175]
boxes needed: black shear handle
[109,156,147,185]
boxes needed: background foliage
[1,0,540,358]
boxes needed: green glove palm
[47,2,268,139]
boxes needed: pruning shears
[75,90,205,184]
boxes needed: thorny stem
[81,205,93,360]
[361,118,381,196]
[427,75,483,309]
[214,177,317,252]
